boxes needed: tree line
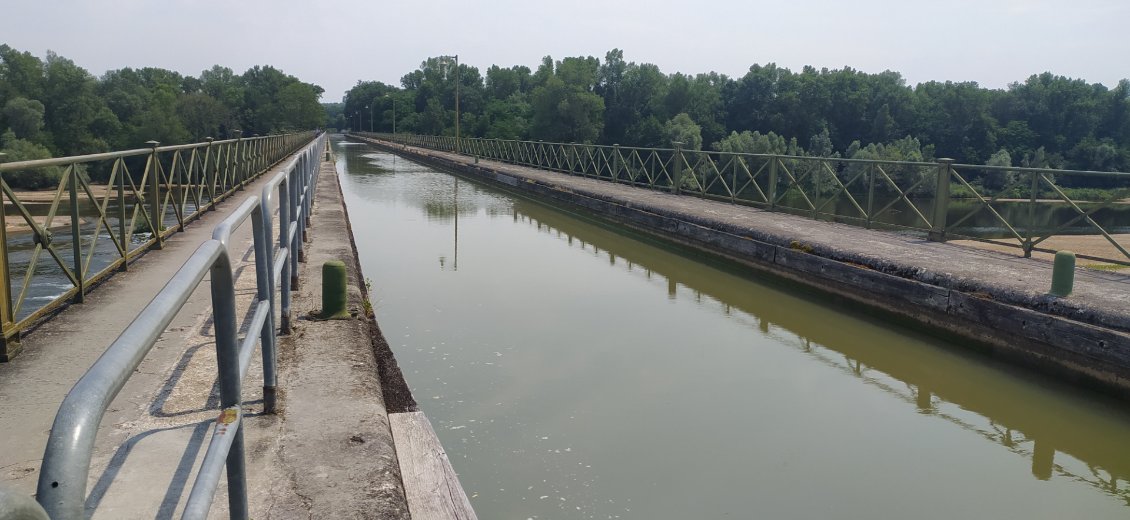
[0,44,324,188]
[340,49,1130,178]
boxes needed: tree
[3,97,44,139]
[983,148,1017,191]
[41,52,112,155]
[714,130,790,155]
[664,113,702,150]
[176,93,231,139]
[0,129,63,189]
[529,57,605,143]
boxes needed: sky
[1,0,1127,103]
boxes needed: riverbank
[355,135,1130,398]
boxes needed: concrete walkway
[0,147,409,518]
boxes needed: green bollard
[319,260,351,319]
[1050,250,1076,297]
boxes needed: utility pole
[385,93,396,134]
[438,55,460,152]
[455,54,460,153]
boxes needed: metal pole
[455,55,460,154]
[249,205,277,413]
[928,159,953,241]
[146,141,163,250]
[768,155,779,209]
[67,164,84,302]
[0,152,16,360]
[209,252,249,520]
[672,142,684,194]
[369,103,374,133]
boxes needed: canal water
[335,137,1130,519]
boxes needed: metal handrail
[33,133,326,520]
[362,132,1130,265]
[0,132,316,359]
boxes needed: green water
[336,137,1130,519]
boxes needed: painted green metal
[0,132,315,356]
[928,159,954,241]
[1051,250,1076,297]
[319,260,350,320]
[358,132,1130,267]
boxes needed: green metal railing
[362,132,1130,266]
[0,131,315,359]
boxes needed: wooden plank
[389,411,478,520]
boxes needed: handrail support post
[929,158,954,242]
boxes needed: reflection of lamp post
[437,54,460,152]
[437,177,459,272]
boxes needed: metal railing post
[204,137,216,208]
[232,130,243,189]
[208,250,249,520]
[116,158,128,267]
[929,158,953,241]
[768,155,779,209]
[250,205,277,413]
[672,142,684,194]
[612,144,622,183]
[811,159,821,220]
[0,152,17,360]
[146,141,163,250]
[1024,170,1041,257]
[303,154,313,229]
[67,164,84,303]
[866,163,876,229]
[274,175,293,333]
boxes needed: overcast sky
[1,0,1126,103]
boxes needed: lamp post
[384,93,396,135]
[367,104,374,133]
[438,54,460,153]
[355,111,360,132]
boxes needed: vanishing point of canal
[335,137,1130,519]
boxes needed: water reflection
[507,197,1130,504]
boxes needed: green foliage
[664,113,702,151]
[713,130,790,155]
[352,49,1127,186]
[0,45,323,189]
[844,136,935,194]
[0,130,63,189]
[0,45,322,161]
[528,57,605,143]
[3,97,44,139]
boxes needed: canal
[335,137,1130,519]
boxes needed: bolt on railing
[31,133,325,520]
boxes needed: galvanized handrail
[363,132,1130,265]
[0,132,316,360]
[33,133,326,520]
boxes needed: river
[336,136,1130,519]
